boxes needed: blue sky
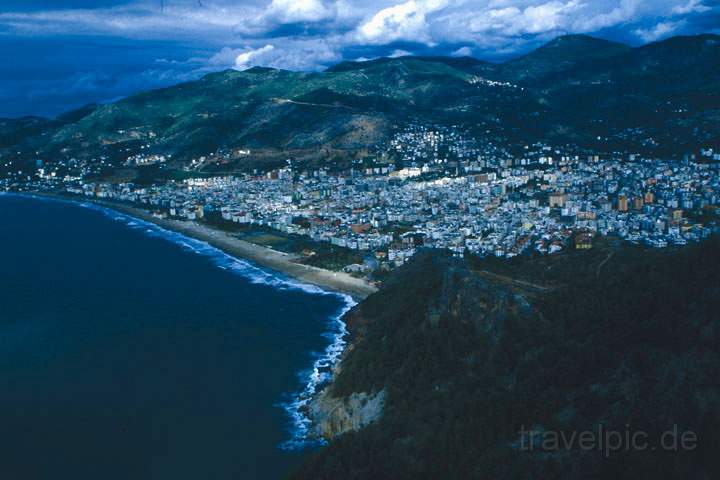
[1,0,718,117]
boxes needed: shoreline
[21,192,378,301]
[8,190,369,448]
[0,189,362,465]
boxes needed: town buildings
[4,125,720,273]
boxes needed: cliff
[308,388,386,439]
[293,240,720,479]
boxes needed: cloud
[266,0,330,23]
[234,44,277,69]
[634,20,686,42]
[0,1,246,40]
[444,0,635,46]
[231,39,342,70]
[355,0,450,45]
[451,45,473,56]
[672,0,711,15]
[235,0,340,36]
[571,0,639,32]
[1,0,718,116]
[389,48,413,57]
[521,1,583,34]
[1,1,716,49]
[1,1,715,70]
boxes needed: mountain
[293,238,720,479]
[0,116,58,149]
[327,55,496,75]
[1,34,719,181]
[9,56,535,178]
[519,34,720,154]
[497,34,632,83]
[55,103,100,124]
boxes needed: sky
[0,0,718,117]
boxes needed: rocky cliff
[308,388,386,440]
[294,241,720,479]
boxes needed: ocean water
[0,194,350,479]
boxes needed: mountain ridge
[1,34,718,181]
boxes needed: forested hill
[1,34,719,180]
[293,237,720,479]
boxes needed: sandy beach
[34,193,378,300]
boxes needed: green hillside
[1,34,719,180]
[497,34,632,82]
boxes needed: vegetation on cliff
[293,238,720,479]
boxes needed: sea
[0,193,352,479]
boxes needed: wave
[10,194,355,450]
[277,295,355,450]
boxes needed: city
[5,124,720,278]
[1,3,719,476]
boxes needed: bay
[0,194,346,479]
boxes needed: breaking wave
[277,296,355,450]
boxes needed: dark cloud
[0,35,211,117]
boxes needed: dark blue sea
[0,193,351,479]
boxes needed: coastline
[22,192,378,301]
[0,190,362,475]
[7,190,370,449]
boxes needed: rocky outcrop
[308,388,386,440]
